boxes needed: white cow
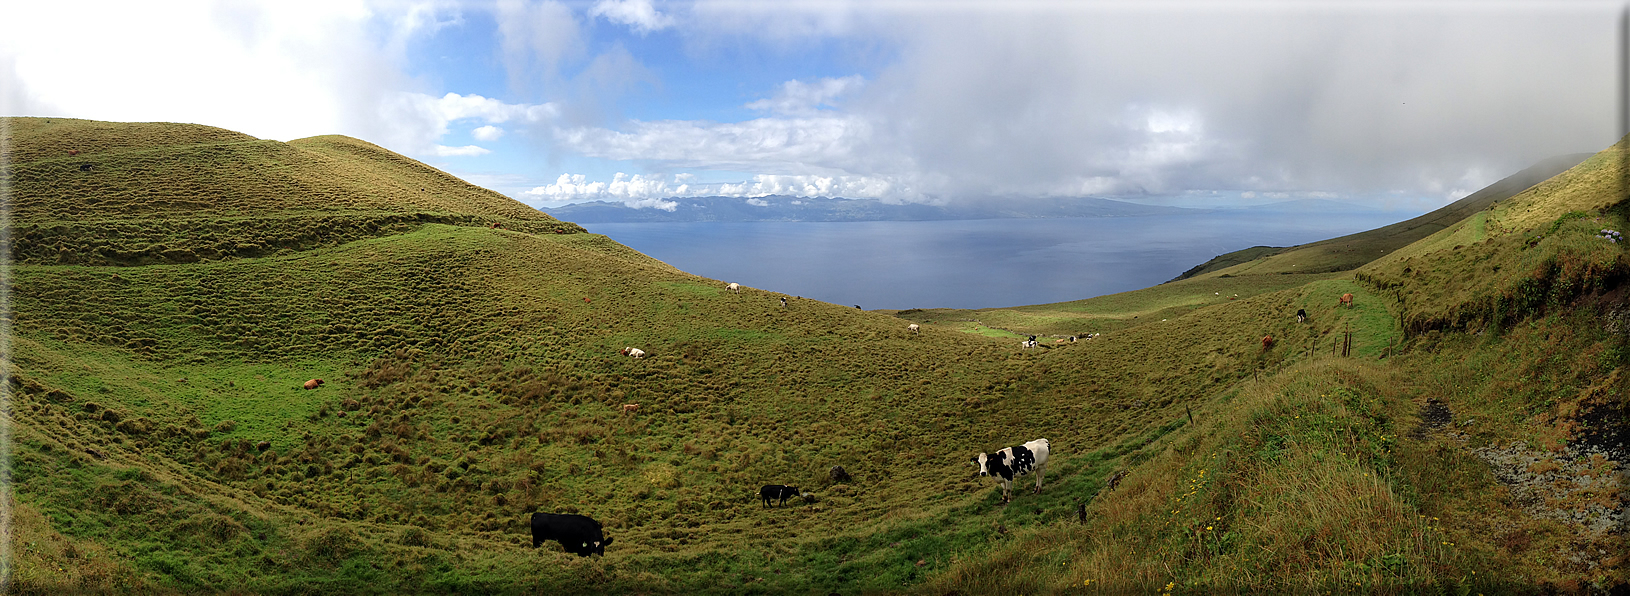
[908,323,920,335]
[971,438,1050,503]
[726,282,741,294]
[619,347,646,359]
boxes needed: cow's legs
[1035,465,1045,494]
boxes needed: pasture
[3,117,1626,593]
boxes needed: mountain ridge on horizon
[546,194,1196,223]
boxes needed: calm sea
[585,210,1420,310]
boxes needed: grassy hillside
[3,118,1626,594]
[1171,153,1592,281]
[1,117,582,268]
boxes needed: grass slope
[3,119,1625,594]
[1171,153,1592,281]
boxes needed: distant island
[543,195,1404,223]
[544,195,1198,222]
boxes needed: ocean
[584,210,1420,310]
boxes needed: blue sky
[1,0,1622,211]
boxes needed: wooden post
[1186,404,1194,425]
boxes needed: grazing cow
[79,163,92,172]
[1296,309,1307,323]
[854,305,862,310]
[971,438,1050,503]
[619,347,646,359]
[1069,335,1077,343]
[780,297,787,308]
[727,282,741,294]
[1340,293,1354,308]
[68,149,79,156]
[760,484,800,507]
[829,465,851,483]
[908,323,920,335]
[1261,335,1274,350]
[584,297,591,303]
[303,379,324,390]
[530,513,613,557]
[621,404,639,414]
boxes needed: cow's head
[575,535,613,556]
[972,452,1000,477]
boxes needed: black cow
[760,484,800,507]
[530,513,613,557]
[1296,309,1307,323]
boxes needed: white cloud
[745,198,770,207]
[555,114,872,173]
[667,4,1617,203]
[495,0,582,91]
[433,144,492,156]
[590,0,674,35]
[0,1,532,160]
[524,173,680,210]
[521,172,900,206]
[0,0,396,141]
[717,174,895,199]
[377,92,555,156]
[746,76,865,116]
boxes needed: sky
[0,0,1622,212]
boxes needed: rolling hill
[2,117,1625,594]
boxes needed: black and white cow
[971,438,1050,503]
[760,484,800,507]
[530,513,613,557]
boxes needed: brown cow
[1261,335,1274,350]
[1340,293,1354,308]
[68,149,79,156]
[303,379,324,390]
[621,404,640,414]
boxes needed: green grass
[6,118,1628,594]
[897,272,1339,338]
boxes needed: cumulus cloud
[472,125,505,141]
[522,171,899,206]
[590,0,674,34]
[716,174,895,199]
[525,173,681,209]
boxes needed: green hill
[3,117,1625,594]
[1172,152,1593,281]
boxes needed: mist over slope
[2,118,1625,594]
